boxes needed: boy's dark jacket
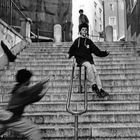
[68,37,108,65]
[6,82,44,122]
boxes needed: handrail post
[20,18,32,42]
[37,28,39,42]
[74,115,78,140]
[78,66,82,93]
[66,58,88,140]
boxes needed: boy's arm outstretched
[90,40,109,57]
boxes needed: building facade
[72,0,103,41]
[103,0,125,41]
[125,0,140,44]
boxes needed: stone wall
[14,0,72,41]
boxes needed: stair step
[18,52,135,57]
[1,79,140,88]
[37,123,140,138]
[16,56,139,61]
[1,85,140,93]
[4,68,140,75]
[13,60,139,65]
[0,100,140,112]
[9,62,140,67]
[7,65,140,71]
[23,111,140,124]
[25,101,140,112]
[0,92,139,103]
[3,123,140,139]
[1,73,140,82]
[22,47,136,53]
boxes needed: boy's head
[16,69,32,84]
[79,9,83,14]
[79,23,89,37]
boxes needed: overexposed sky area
[72,0,95,40]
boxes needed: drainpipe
[123,0,127,41]
[36,0,38,40]
[116,0,120,40]
[102,0,106,41]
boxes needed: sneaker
[92,84,102,98]
[99,89,109,98]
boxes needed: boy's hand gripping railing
[66,58,88,140]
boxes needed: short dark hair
[79,9,83,13]
[79,23,89,31]
[16,69,32,84]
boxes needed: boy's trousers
[82,61,102,89]
[0,118,41,140]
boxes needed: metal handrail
[0,0,29,33]
[66,58,88,140]
[10,0,27,20]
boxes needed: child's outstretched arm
[38,75,55,97]
[40,78,50,85]
[90,40,110,57]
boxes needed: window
[100,25,102,31]
[109,17,116,26]
[99,8,102,14]
[110,3,114,11]
[130,0,137,12]
[94,1,97,8]
[95,19,97,25]
[95,12,96,16]
[95,19,97,27]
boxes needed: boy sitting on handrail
[68,23,109,99]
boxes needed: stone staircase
[0,41,140,139]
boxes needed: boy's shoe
[92,84,103,98]
[99,88,110,99]
[92,84,109,99]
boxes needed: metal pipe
[123,0,127,41]
[84,67,87,108]
[79,66,82,93]
[102,0,106,41]
[66,60,88,115]
[117,0,120,40]
[74,115,78,140]
[66,58,88,140]
[10,0,12,25]
[37,28,39,42]
[11,0,27,19]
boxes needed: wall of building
[104,0,125,41]
[125,0,140,44]
[91,0,103,41]
[0,19,27,70]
